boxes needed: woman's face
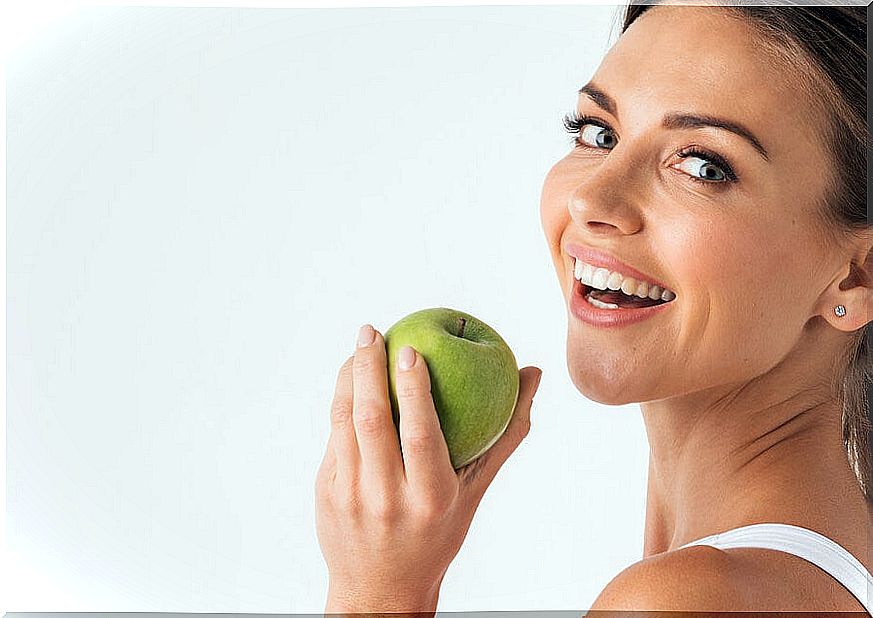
[540,6,840,405]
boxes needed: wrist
[324,580,441,617]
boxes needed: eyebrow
[577,83,770,162]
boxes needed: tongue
[591,288,663,309]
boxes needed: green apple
[383,307,520,470]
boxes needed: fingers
[459,366,542,502]
[352,325,405,488]
[325,321,541,521]
[327,355,358,481]
[393,346,457,504]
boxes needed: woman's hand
[315,324,543,615]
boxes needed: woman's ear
[817,234,873,332]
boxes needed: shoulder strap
[678,522,872,615]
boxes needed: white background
[4,1,654,612]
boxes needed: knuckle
[397,380,430,401]
[412,486,455,521]
[402,432,436,456]
[330,400,354,428]
[334,483,363,516]
[414,501,444,523]
[366,490,402,523]
[314,478,334,513]
[354,409,388,437]
[315,455,339,490]
[353,352,379,373]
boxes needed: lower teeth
[587,295,620,310]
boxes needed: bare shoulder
[589,545,752,612]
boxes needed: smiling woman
[315,2,872,614]
[554,2,870,501]
[542,3,872,611]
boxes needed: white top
[678,522,872,615]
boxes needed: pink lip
[570,277,673,327]
[564,242,671,291]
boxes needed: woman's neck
[638,342,870,561]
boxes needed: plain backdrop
[6,4,654,611]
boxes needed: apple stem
[457,317,466,339]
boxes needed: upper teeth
[574,258,676,302]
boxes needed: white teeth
[634,281,649,298]
[587,296,619,310]
[591,268,610,290]
[573,257,676,301]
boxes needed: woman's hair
[620,4,871,503]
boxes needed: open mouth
[579,282,671,310]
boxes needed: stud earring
[834,305,847,317]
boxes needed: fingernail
[398,345,416,370]
[357,324,376,348]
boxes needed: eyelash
[561,110,740,186]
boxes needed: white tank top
[678,522,872,615]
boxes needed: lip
[570,277,674,327]
[564,242,672,292]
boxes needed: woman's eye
[578,123,617,149]
[673,148,738,184]
[676,157,725,181]
[562,112,617,150]
[561,111,738,186]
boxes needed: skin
[541,5,873,610]
[316,5,873,612]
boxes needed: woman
[314,3,872,612]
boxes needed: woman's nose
[566,151,645,236]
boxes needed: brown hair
[620,4,871,502]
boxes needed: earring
[834,305,847,317]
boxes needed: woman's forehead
[588,7,822,151]
[606,8,791,94]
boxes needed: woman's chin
[572,379,640,406]
[567,352,648,406]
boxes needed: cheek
[540,163,572,259]
[667,219,808,373]
[540,164,565,222]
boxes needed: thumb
[458,366,543,499]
